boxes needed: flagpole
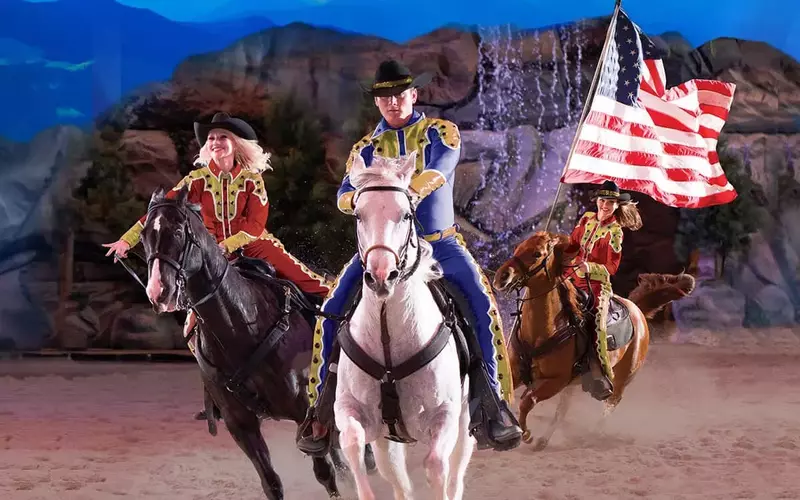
[542,0,623,232]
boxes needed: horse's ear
[548,233,567,252]
[350,152,367,177]
[396,151,417,186]
[149,187,166,207]
[174,185,189,204]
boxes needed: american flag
[561,8,738,208]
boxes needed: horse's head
[493,231,569,292]
[140,186,205,313]
[349,151,423,299]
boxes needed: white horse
[333,152,474,500]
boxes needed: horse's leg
[336,405,376,500]
[533,384,576,451]
[603,316,650,420]
[424,405,461,500]
[364,443,377,475]
[223,414,284,500]
[447,397,475,500]
[312,455,342,498]
[518,375,572,445]
[372,438,414,500]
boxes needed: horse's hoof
[533,438,549,451]
[521,430,533,444]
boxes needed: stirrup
[296,407,331,457]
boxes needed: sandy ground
[1,328,800,500]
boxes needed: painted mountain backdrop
[0,0,273,141]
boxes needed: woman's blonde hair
[194,131,272,174]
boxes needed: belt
[423,224,458,242]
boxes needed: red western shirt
[563,211,624,287]
[121,160,269,253]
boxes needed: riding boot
[591,290,614,401]
[588,351,614,401]
[296,347,340,457]
[467,361,522,451]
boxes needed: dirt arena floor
[1,327,799,500]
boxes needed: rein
[145,201,231,312]
[353,184,423,283]
[504,248,593,373]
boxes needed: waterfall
[465,21,587,262]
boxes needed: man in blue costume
[296,60,522,455]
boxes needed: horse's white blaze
[152,214,163,232]
[146,258,163,304]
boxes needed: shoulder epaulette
[609,222,623,252]
[426,118,461,150]
[345,133,374,173]
[240,170,268,204]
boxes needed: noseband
[354,185,422,282]
[146,201,229,310]
[510,251,552,289]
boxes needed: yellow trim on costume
[345,135,372,174]
[337,191,355,215]
[429,118,461,150]
[423,224,458,242]
[373,77,413,89]
[221,229,263,254]
[373,129,400,158]
[608,224,623,253]
[120,220,144,248]
[402,118,431,173]
[171,171,200,192]
[454,232,514,403]
[588,263,610,282]
[261,232,331,290]
[595,279,614,380]
[409,170,446,200]
[308,263,350,405]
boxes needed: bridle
[353,185,423,282]
[144,200,230,311]
[506,245,586,303]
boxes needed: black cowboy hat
[590,180,632,202]
[360,59,434,97]
[193,112,257,146]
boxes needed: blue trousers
[307,233,512,405]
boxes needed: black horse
[137,186,374,499]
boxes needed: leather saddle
[231,255,324,323]
[573,287,633,351]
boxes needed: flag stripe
[574,140,729,183]
[562,168,739,208]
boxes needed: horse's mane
[532,231,584,323]
[416,238,443,283]
[349,156,407,190]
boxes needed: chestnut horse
[493,231,695,449]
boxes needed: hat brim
[360,72,434,97]
[193,120,256,146]
[592,192,632,202]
